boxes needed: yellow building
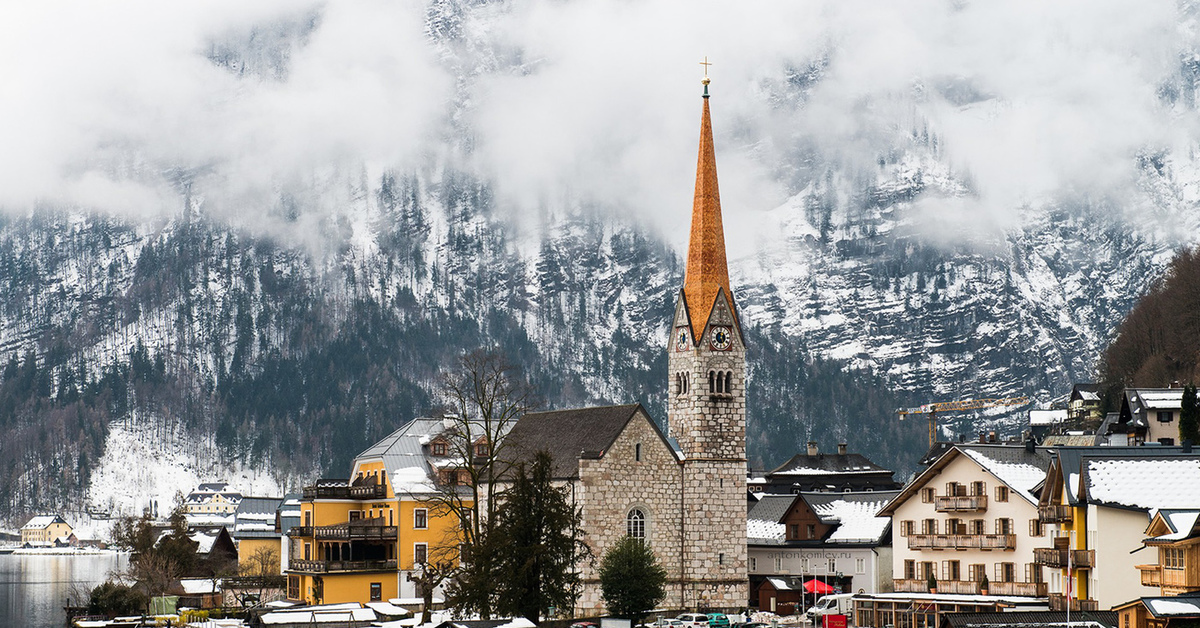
[20,515,72,546]
[286,418,470,605]
[185,482,244,516]
[233,496,286,574]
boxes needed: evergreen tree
[598,535,667,622]
[1182,384,1199,445]
[492,451,589,622]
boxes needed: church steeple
[682,78,738,339]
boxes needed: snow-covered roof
[747,519,785,543]
[1086,458,1200,510]
[1029,410,1067,425]
[961,447,1050,504]
[365,602,412,617]
[809,495,894,543]
[1145,597,1200,617]
[1148,511,1200,542]
[766,577,795,591]
[1131,389,1184,411]
[179,578,220,595]
[22,515,67,530]
[261,607,377,624]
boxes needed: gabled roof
[804,491,899,544]
[21,515,68,530]
[747,494,796,544]
[1070,383,1101,403]
[354,417,461,496]
[1114,595,1200,618]
[880,444,1052,515]
[1145,510,1200,544]
[504,404,679,479]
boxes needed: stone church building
[505,78,749,615]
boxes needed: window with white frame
[856,557,866,574]
[414,543,428,565]
[627,508,646,540]
[414,508,428,529]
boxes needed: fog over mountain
[2,0,1200,521]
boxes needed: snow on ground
[88,417,288,527]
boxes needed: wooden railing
[1039,504,1073,524]
[935,495,988,512]
[289,558,397,573]
[1034,548,1095,568]
[288,518,396,541]
[892,579,1045,597]
[1138,564,1163,587]
[302,483,388,499]
[907,533,1016,550]
[1048,594,1099,612]
[1137,564,1196,589]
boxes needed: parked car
[676,613,711,628]
[707,614,730,628]
[638,619,682,628]
[570,622,599,628]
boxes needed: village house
[1099,388,1185,446]
[1036,446,1200,612]
[748,489,898,613]
[233,496,285,574]
[20,514,73,546]
[878,443,1053,598]
[1115,500,1200,628]
[185,482,244,518]
[286,417,471,606]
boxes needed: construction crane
[897,397,1030,447]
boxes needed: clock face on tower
[675,328,690,351]
[710,326,733,351]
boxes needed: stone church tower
[667,76,749,610]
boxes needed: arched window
[709,371,716,393]
[724,371,733,394]
[675,373,681,395]
[627,508,646,539]
[683,374,688,393]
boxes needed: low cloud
[0,0,1194,254]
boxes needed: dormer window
[432,442,447,456]
[475,442,488,457]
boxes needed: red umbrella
[804,579,835,594]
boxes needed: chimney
[838,443,848,456]
[1025,439,1036,453]
[978,432,987,444]
[807,441,819,456]
[1171,380,1182,389]
[988,431,997,443]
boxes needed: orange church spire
[683,69,737,338]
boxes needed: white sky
[0,0,1194,254]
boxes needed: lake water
[0,552,129,628]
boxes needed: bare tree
[413,349,536,619]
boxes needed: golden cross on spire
[700,56,712,79]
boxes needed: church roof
[504,404,677,479]
[682,91,737,337]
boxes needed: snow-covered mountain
[5,0,1200,525]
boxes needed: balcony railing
[1137,564,1196,589]
[289,559,398,573]
[892,579,1046,597]
[1039,504,1073,524]
[935,495,988,513]
[1138,564,1162,587]
[907,534,1016,550]
[1034,548,1095,568]
[301,483,388,500]
[1048,594,1099,612]
[288,517,396,541]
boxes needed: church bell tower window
[627,508,646,540]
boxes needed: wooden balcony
[892,579,1045,597]
[935,495,988,513]
[1039,504,1073,524]
[302,482,388,500]
[1138,564,1162,587]
[1137,564,1200,590]
[289,558,398,573]
[1048,594,1099,612]
[288,517,396,541]
[1034,548,1095,568]
[907,533,1016,550]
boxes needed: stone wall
[576,409,684,614]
